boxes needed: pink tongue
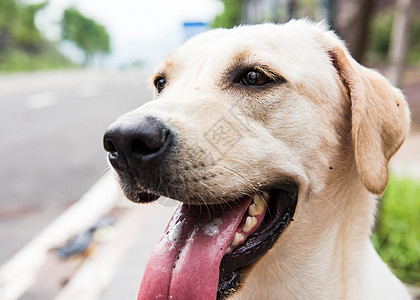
[138,196,252,300]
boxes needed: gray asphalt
[0,69,151,266]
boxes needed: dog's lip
[217,183,298,299]
[137,190,160,202]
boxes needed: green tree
[212,0,243,28]
[0,0,46,62]
[14,2,47,53]
[0,0,18,59]
[0,0,74,72]
[61,7,110,65]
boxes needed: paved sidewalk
[49,199,177,300]
[99,204,176,300]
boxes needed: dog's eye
[240,70,272,86]
[154,76,166,94]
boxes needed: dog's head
[103,20,409,299]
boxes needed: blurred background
[0,0,419,299]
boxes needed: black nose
[103,115,171,171]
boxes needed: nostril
[131,129,169,157]
[104,138,118,158]
[131,139,156,156]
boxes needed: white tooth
[249,192,267,216]
[243,216,257,233]
[225,246,232,254]
[232,232,244,247]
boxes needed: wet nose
[103,115,171,171]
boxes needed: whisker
[223,166,260,196]
[318,192,367,236]
[242,285,259,296]
[100,166,110,176]
[157,175,164,191]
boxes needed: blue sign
[183,22,209,40]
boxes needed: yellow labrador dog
[103,20,411,300]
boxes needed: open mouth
[138,183,298,300]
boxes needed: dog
[103,20,411,300]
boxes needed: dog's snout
[103,115,171,170]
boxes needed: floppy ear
[329,46,410,194]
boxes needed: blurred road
[0,69,151,266]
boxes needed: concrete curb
[53,208,144,300]
[0,172,121,300]
[53,202,176,300]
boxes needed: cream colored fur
[124,20,411,299]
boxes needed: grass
[372,175,420,285]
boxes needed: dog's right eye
[240,70,271,86]
[234,67,283,87]
[154,76,166,94]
